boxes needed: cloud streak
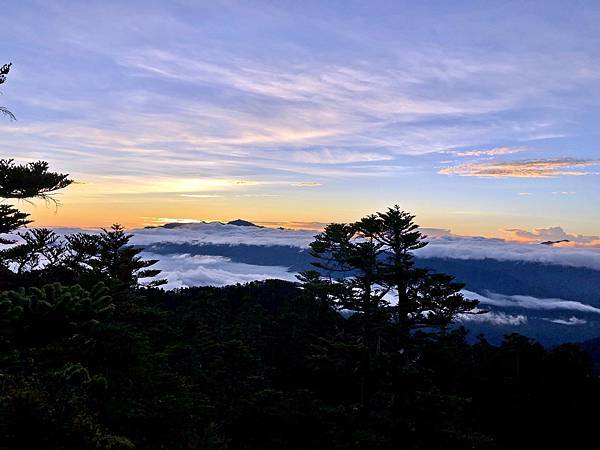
[458,310,527,326]
[463,290,600,315]
[453,147,524,157]
[439,159,598,178]
[542,316,587,326]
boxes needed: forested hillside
[1,278,598,449]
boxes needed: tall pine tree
[302,205,479,333]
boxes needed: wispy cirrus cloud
[439,158,598,178]
[452,147,525,157]
[180,194,223,198]
[290,181,322,187]
[286,148,393,164]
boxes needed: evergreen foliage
[0,158,73,269]
[303,205,480,334]
[0,159,72,200]
[0,205,31,244]
[0,62,15,120]
[1,280,597,449]
[0,144,163,295]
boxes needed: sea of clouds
[146,252,297,290]
[5,222,600,331]
[126,223,600,282]
[129,223,600,332]
[11,221,600,288]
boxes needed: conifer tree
[0,159,73,284]
[0,62,14,120]
[303,205,479,333]
[65,224,166,294]
[0,205,30,245]
[0,64,73,248]
[0,65,164,291]
[0,159,72,240]
[1,65,68,237]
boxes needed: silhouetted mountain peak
[540,239,570,246]
[227,219,261,227]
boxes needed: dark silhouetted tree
[0,159,72,286]
[0,159,72,239]
[303,205,480,333]
[0,62,15,120]
[0,65,71,248]
[64,224,166,294]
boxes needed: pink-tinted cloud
[502,226,600,247]
[439,158,597,178]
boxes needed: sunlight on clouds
[439,158,597,178]
[142,217,205,225]
[180,194,223,198]
[79,176,267,195]
[213,129,341,146]
[502,226,600,247]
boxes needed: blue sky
[2,0,600,236]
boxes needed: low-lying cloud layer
[145,252,296,290]
[131,222,316,248]
[458,310,528,326]
[11,222,600,275]
[417,235,600,270]
[463,290,600,315]
[542,316,587,326]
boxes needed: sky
[2,0,600,236]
